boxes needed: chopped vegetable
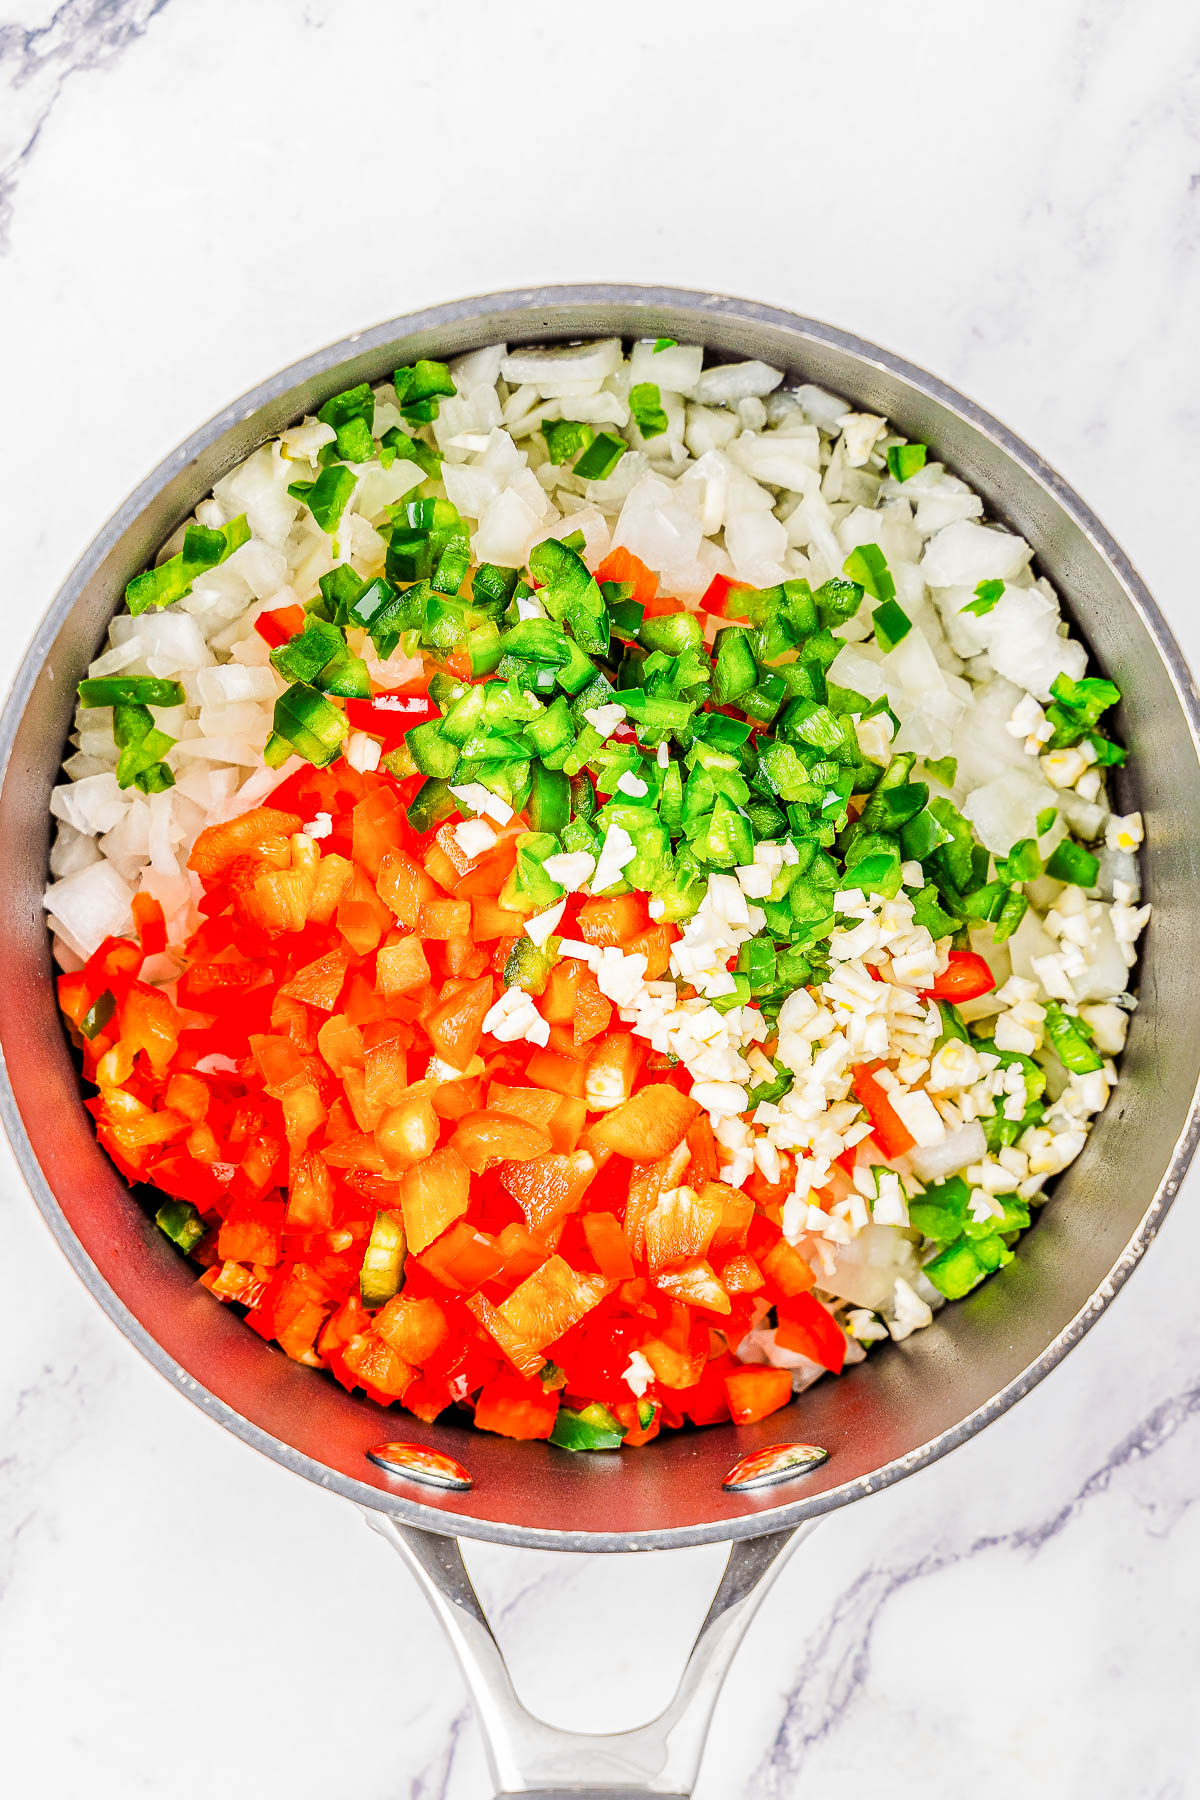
[126,516,249,615]
[288,465,357,534]
[572,432,628,481]
[629,382,669,440]
[843,543,895,604]
[872,599,912,652]
[886,443,926,482]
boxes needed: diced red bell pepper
[676,1354,735,1426]
[400,1146,471,1253]
[497,1149,597,1236]
[254,602,308,648]
[416,1221,505,1292]
[724,1365,793,1425]
[581,1211,636,1280]
[923,949,996,1003]
[699,573,752,617]
[345,694,437,745]
[594,546,659,607]
[188,807,303,881]
[851,1061,916,1159]
[775,1292,847,1373]
[473,1372,559,1440]
[576,893,650,947]
[83,933,144,997]
[450,1111,555,1175]
[376,1293,449,1364]
[589,1084,699,1162]
[131,892,167,956]
[467,1256,611,1379]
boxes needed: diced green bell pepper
[1045,839,1100,888]
[529,764,570,835]
[922,1238,992,1300]
[270,616,346,685]
[503,935,561,996]
[499,833,566,914]
[549,1401,627,1451]
[524,696,576,759]
[316,653,371,698]
[155,1199,207,1255]
[360,1211,408,1307]
[1044,1002,1105,1073]
[79,990,116,1040]
[78,676,185,709]
[288,464,357,534]
[125,515,250,615]
[406,777,458,834]
[405,718,460,778]
[909,1175,971,1244]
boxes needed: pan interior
[3,287,1198,1550]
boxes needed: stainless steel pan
[4,287,1199,1799]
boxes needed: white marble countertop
[3,2,1199,1794]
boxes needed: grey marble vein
[0,1358,85,1601]
[0,0,172,250]
[752,1377,1200,1794]
[414,1706,470,1800]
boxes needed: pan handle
[367,1513,814,1799]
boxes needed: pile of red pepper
[57,754,856,1447]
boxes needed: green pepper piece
[629,381,669,440]
[405,719,460,779]
[80,989,116,1040]
[503,935,561,996]
[908,1175,972,1245]
[524,696,576,760]
[991,889,1029,943]
[528,764,570,836]
[155,1199,207,1255]
[499,833,566,915]
[572,433,628,482]
[287,465,357,534]
[712,628,757,703]
[529,539,610,657]
[935,1000,970,1046]
[473,562,520,606]
[270,617,346,684]
[272,682,348,768]
[886,443,927,481]
[360,1211,407,1307]
[125,515,250,616]
[638,610,705,657]
[1044,1002,1105,1073]
[842,543,895,603]
[1045,840,1100,888]
[922,1238,990,1300]
[317,382,376,460]
[406,777,457,834]
[549,1401,628,1452]
[316,653,371,699]
[542,418,596,465]
[910,884,961,940]
[78,676,185,709]
[872,599,912,652]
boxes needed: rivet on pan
[722,1442,829,1493]
[367,1442,473,1491]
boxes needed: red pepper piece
[923,949,996,1003]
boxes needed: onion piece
[907,1121,987,1183]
